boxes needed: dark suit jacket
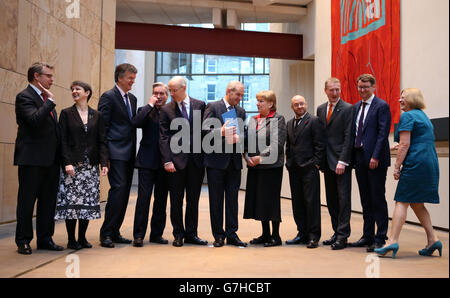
[352,96,391,168]
[286,112,324,169]
[245,112,286,169]
[202,99,246,170]
[159,97,205,170]
[14,85,60,166]
[133,104,162,169]
[317,99,355,171]
[59,105,108,167]
[98,86,137,161]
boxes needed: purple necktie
[354,102,367,148]
[181,101,189,120]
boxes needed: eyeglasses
[357,85,373,90]
[168,87,181,93]
[153,91,167,96]
[40,73,53,79]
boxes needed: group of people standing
[14,62,442,260]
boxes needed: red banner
[331,0,400,130]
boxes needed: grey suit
[316,99,354,241]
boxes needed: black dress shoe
[331,239,347,250]
[149,236,169,244]
[185,236,208,245]
[323,235,337,246]
[133,238,144,247]
[213,238,224,247]
[78,239,93,248]
[367,242,384,252]
[264,237,282,247]
[100,236,115,248]
[285,235,308,245]
[17,243,32,255]
[67,241,82,250]
[173,237,184,247]
[349,237,374,247]
[37,240,64,251]
[112,235,132,244]
[227,236,248,247]
[250,235,270,245]
[307,240,319,249]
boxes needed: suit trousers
[15,164,59,246]
[207,163,241,240]
[323,165,352,240]
[167,157,205,239]
[354,150,389,243]
[288,164,321,241]
[133,167,168,240]
[100,159,135,239]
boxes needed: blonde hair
[401,88,426,110]
[325,77,341,89]
[256,90,277,112]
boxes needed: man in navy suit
[14,62,63,254]
[203,81,248,248]
[159,76,207,247]
[132,82,169,247]
[98,63,138,248]
[351,74,391,252]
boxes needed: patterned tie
[228,105,234,111]
[181,101,189,120]
[124,93,132,120]
[42,93,54,119]
[326,103,333,124]
[354,102,367,148]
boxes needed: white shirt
[355,93,374,135]
[30,83,54,102]
[115,84,130,107]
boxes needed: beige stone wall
[0,0,116,223]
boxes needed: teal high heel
[374,243,399,259]
[419,240,443,257]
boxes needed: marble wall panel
[0,70,28,105]
[100,49,115,96]
[81,0,102,17]
[30,4,49,64]
[1,144,18,222]
[102,20,115,53]
[0,0,19,71]
[17,0,32,75]
[80,4,101,43]
[103,0,116,26]
[0,103,17,144]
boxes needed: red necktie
[42,94,54,119]
[326,103,333,124]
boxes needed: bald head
[291,95,307,118]
[168,76,187,102]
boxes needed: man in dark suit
[132,82,169,247]
[98,63,138,248]
[351,74,391,252]
[317,78,355,250]
[203,81,248,248]
[14,62,63,254]
[159,76,207,247]
[285,95,324,249]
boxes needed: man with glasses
[350,73,391,252]
[14,62,63,254]
[203,81,248,248]
[132,82,170,247]
[159,76,207,247]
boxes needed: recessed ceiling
[117,0,313,25]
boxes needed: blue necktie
[354,102,367,148]
[124,94,132,120]
[181,101,189,120]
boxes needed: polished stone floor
[0,186,448,278]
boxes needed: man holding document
[202,81,247,247]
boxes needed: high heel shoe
[374,243,399,259]
[419,240,442,257]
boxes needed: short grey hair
[152,82,168,94]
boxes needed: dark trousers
[133,167,168,240]
[15,164,59,246]
[323,164,352,241]
[207,163,241,240]
[168,158,204,239]
[354,151,389,244]
[100,159,134,239]
[288,164,321,242]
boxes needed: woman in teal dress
[375,88,442,258]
